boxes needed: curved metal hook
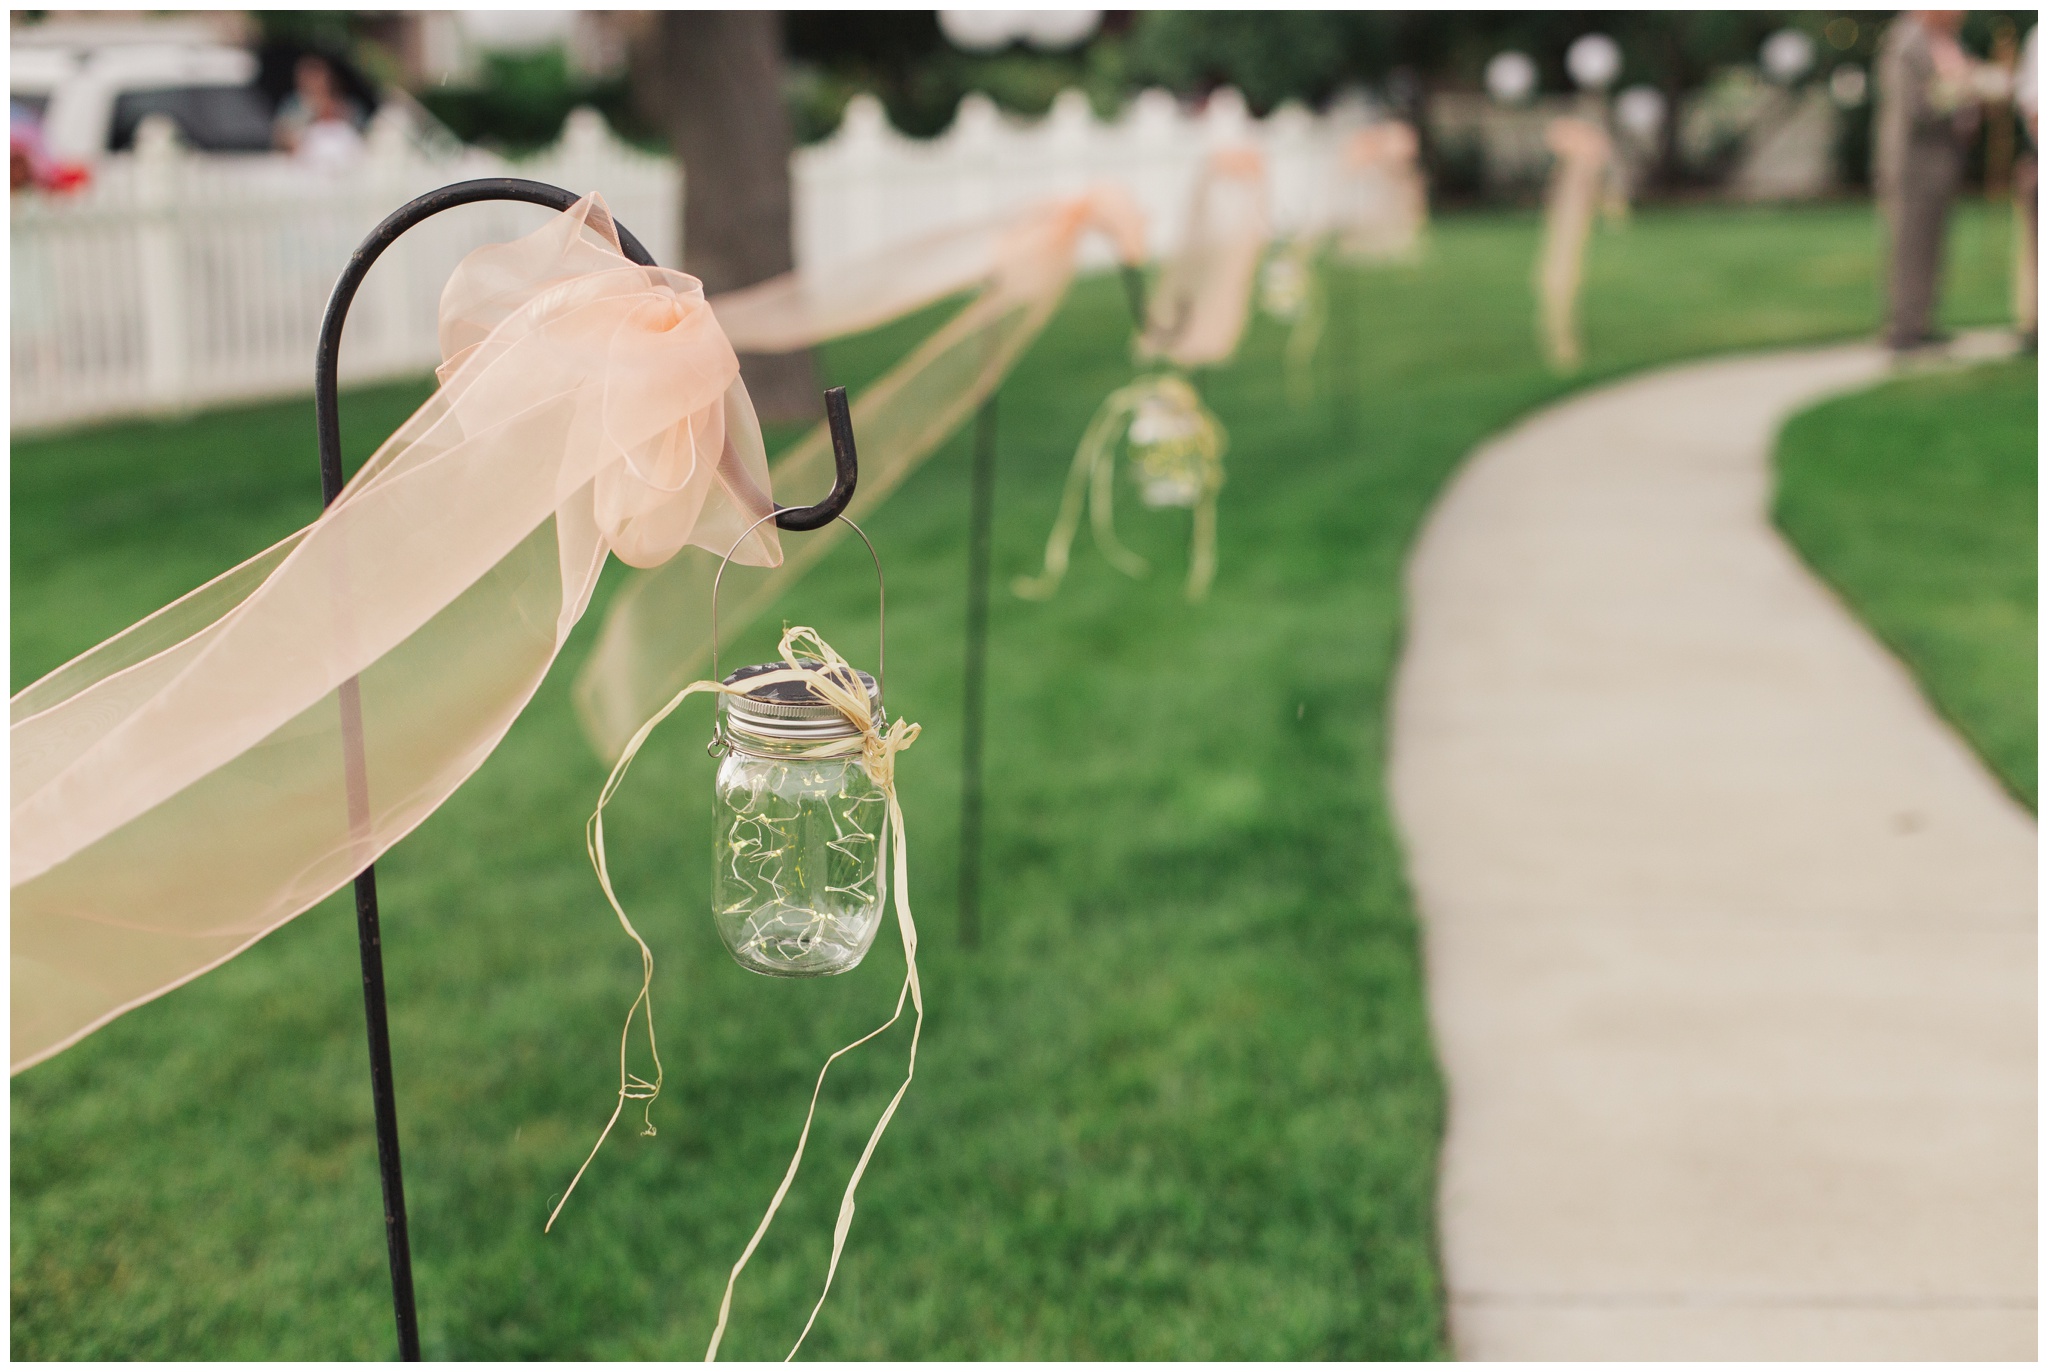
[313,177,860,534]
[774,386,860,531]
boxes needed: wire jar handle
[710,387,885,703]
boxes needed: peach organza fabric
[11,196,778,1072]
[574,186,1149,759]
[1537,117,1613,373]
[1334,123,1428,263]
[1136,146,1272,368]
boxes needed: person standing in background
[272,54,366,169]
[1874,11,1982,352]
[2014,23,2037,352]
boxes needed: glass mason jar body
[1259,252,1308,319]
[1128,385,1217,509]
[711,664,888,978]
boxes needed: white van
[12,20,273,160]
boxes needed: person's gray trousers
[1883,144,1962,347]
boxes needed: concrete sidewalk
[1389,345,2036,1360]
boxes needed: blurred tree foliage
[785,12,1830,128]
[257,10,2035,189]
[780,11,1845,198]
[782,12,1131,139]
[414,48,648,155]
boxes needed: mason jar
[1128,382,1217,509]
[710,662,888,977]
[1259,249,1309,319]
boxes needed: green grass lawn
[11,201,2017,1359]
[1774,357,2038,808]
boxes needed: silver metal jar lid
[719,660,880,742]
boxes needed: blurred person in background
[273,53,366,168]
[2014,22,2036,352]
[1875,10,1982,352]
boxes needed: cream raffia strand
[1014,372,1227,604]
[1260,234,1330,407]
[551,625,921,1362]
[1285,246,1330,408]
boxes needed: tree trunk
[1655,23,1693,193]
[634,11,820,424]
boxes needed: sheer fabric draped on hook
[1136,146,1272,369]
[11,196,780,1073]
[1537,117,1613,373]
[573,186,1149,761]
[1334,123,1428,264]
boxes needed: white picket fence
[794,86,1376,276]
[12,87,1377,432]
[11,107,677,432]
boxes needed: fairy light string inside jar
[710,660,891,977]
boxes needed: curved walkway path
[1390,342,2035,1360]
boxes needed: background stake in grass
[958,396,997,948]
[960,273,1147,948]
[309,179,672,1362]
[1338,263,1362,442]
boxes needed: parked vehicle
[11,20,277,159]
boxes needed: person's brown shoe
[1886,329,1953,354]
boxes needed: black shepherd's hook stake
[1120,262,1149,335]
[958,256,1149,949]
[313,177,857,1361]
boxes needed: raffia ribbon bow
[550,625,921,1362]
[1015,372,1228,604]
